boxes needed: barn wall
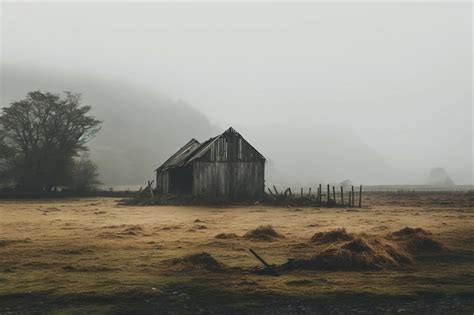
[155,171,169,193]
[193,161,264,199]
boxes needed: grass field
[0,192,473,314]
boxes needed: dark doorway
[168,165,193,194]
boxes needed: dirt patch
[165,252,227,272]
[0,238,32,247]
[54,247,95,255]
[63,265,114,272]
[215,233,240,239]
[243,225,285,241]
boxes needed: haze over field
[1,3,472,186]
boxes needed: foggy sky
[1,3,472,184]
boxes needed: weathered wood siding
[193,161,264,199]
[198,130,263,162]
[191,129,265,199]
[155,128,265,199]
[156,171,169,193]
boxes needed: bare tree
[0,91,101,191]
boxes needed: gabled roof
[155,127,265,172]
[155,138,207,172]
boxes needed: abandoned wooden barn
[155,127,265,199]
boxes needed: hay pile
[310,228,353,243]
[277,227,445,271]
[387,227,445,252]
[243,225,285,241]
[165,252,227,272]
[98,224,146,238]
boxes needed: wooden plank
[273,185,279,195]
[248,249,279,276]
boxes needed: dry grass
[164,252,228,272]
[243,224,285,241]
[0,193,473,313]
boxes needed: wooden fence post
[273,185,279,196]
[309,187,312,198]
[301,187,303,198]
[359,185,362,208]
[351,186,355,207]
[319,184,322,202]
[332,186,336,204]
[327,184,330,203]
[340,186,344,206]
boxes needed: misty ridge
[2,64,464,189]
[2,3,472,188]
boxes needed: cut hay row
[198,226,447,273]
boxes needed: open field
[0,192,473,314]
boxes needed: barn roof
[155,127,264,172]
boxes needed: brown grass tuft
[122,225,144,235]
[388,227,444,253]
[215,233,239,239]
[310,228,353,243]
[0,238,32,247]
[243,225,285,241]
[389,227,431,238]
[165,252,227,272]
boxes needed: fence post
[327,184,330,203]
[359,185,362,208]
[351,186,355,207]
[332,186,336,204]
[319,184,322,202]
[340,186,344,206]
[273,185,279,196]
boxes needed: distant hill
[236,123,393,186]
[1,64,217,186]
[2,65,393,187]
